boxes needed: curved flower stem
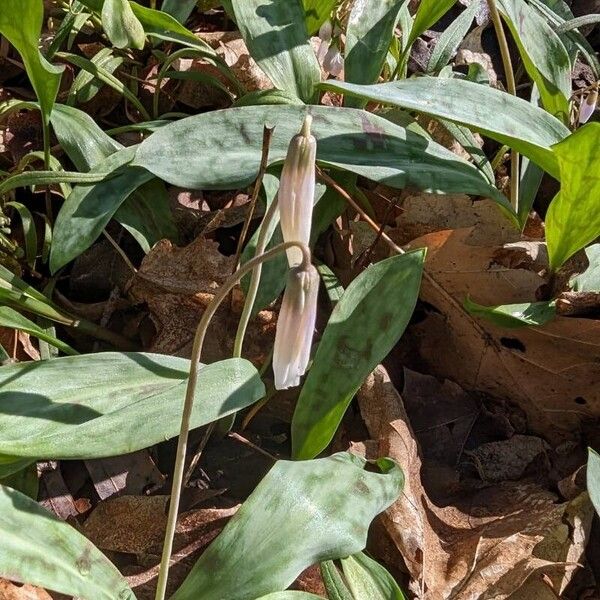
[487,0,519,213]
[154,240,311,600]
[232,195,280,358]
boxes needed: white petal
[579,92,597,124]
[278,118,316,267]
[273,265,319,390]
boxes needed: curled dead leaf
[357,366,593,600]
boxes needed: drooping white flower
[278,115,316,268]
[579,89,598,125]
[273,264,319,390]
[323,45,344,77]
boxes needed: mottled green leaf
[346,0,406,95]
[341,552,406,600]
[320,77,570,178]
[133,105,509,208]
[0,0,64,128]
[427,0,479,73]
[49,148,153,273]
[464,298,556,328]
[0,353,264,460]
[257,594,326,600]
[497,0,570,120]
[102,0,145,49]
[292,250,424,459]
[161,0,197,23]
[229,0,321,102]
[588,448,600,516]
[0,484,135,599]
[173,453,403,600]
[546,124,600,269]
[407,0,458,48]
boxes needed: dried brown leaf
[404,228,600,440]
[0,579,52,600]
[358,366,593,600]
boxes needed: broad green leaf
[102,0,145,49]
[0,306,77,355]
[321,561,354,600]
[464,298,556,328]
[50,104,123,172]
[407,0,458,49]
[115,179,178,252]
[229,0,321,102]
[233,88,306,107]
[161,0,197,23]
[258,594,325,600]
[49,148,153,273]
[0,462,38,499]
[532,0,600,79]
[320,78,570,178]
[77,0,215,52]
[292,250,424,460]
[0,0,63,129]
[0,485,135,599]
[0,353,264,460]
[571,245,600,292]
[0,457,34,480]
[427,0,479,73]
[133,105,510,208]
[172,452,403,600]
[546,124,600,269]
[341,552,406,600]
[497,0,570,120]
[345,0,406,97]
[50,104,176,253]
[69,47,123,104]
[588,448,600,516]
[302,0,337,34]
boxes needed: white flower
[273,264,319,390]
[579,89,598,124]
[278,115,316,268]
[323,46,344,77]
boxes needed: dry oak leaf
[358,366,593,600]
[404,228,600,441]
[0,580,52,600]
[128,236,275,363]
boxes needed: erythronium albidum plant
[155,116,319,600]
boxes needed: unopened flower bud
[579,88,598,124]
[323,46,344,77]
[278,115,316,268]
[319,20,333,43]
[273,264,319,390]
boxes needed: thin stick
[154,240,311,600]
[228,432,277,461]
[316,168,405,255]
[487,0,519,213]
[102,230,137,275]
[232,126,275,270]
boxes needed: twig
[232,126,275,271]
[487,0,519,213]
[154,240,312,600]
[228,432,277,461]
[316,167,405,255]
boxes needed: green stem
[487,0,519,213]
[232,195,280,358]
[154,240,311,600]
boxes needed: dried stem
[154,240,311,600]
[316,167,405,255]
[487,0,519,213]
